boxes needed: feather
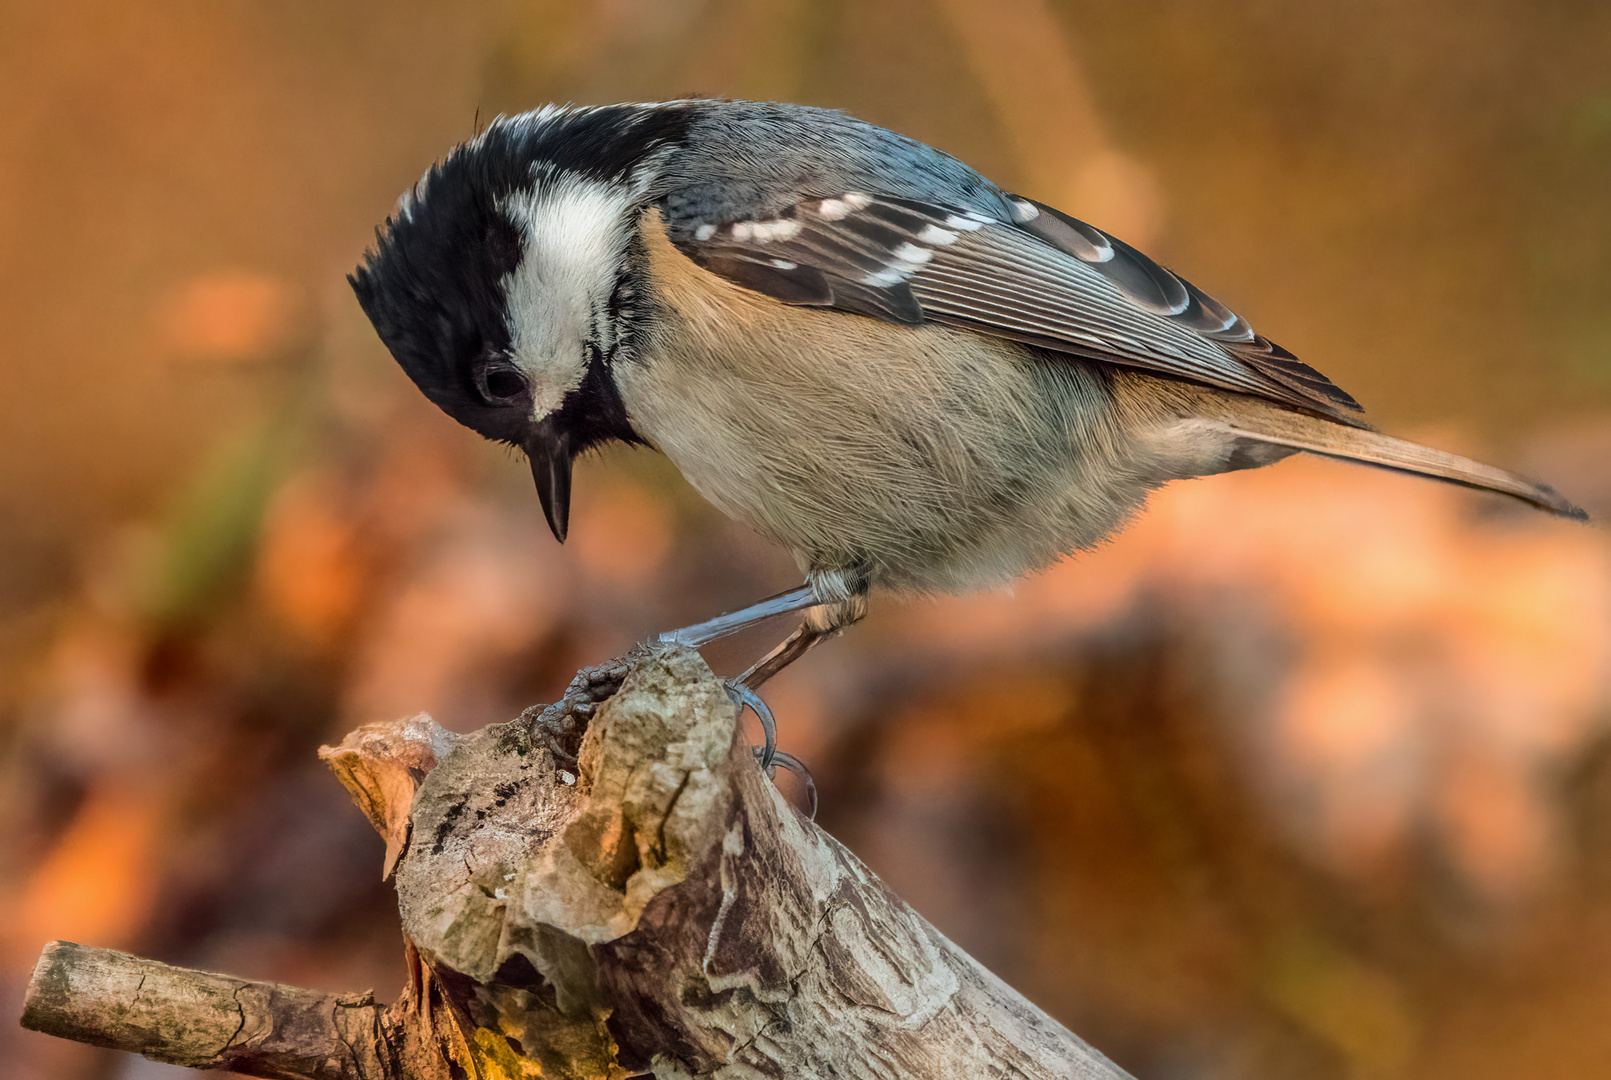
[667,189,1365,423]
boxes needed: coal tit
[351,99,1584,690]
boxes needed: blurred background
[3,1,1611,1077]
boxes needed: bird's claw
[762,749,818,820]
[725,681,817,819]
[725,680,777,767]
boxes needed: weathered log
[20,644,1132,1079]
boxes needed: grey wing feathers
[674,194,928,324]
[665,183,1366,424]
[1017,201,1362,416]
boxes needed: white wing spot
[747,219,801,242]
[862,267,906,286]
[943,213,992,231]
[1083,241,1115,263]
[818,192,873,221]
[770,259,797,270]
[917,224,960,245]
[1012,199,1040,222]
[694,223,716,241]
[892,242,933,266]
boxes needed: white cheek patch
[499,172,633,416]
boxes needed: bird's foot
[725,680,817,819]
[725,680,777,766]
[520,657,633,767]
[763,749,818,820]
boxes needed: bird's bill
[525,420,573,543]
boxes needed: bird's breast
[617,216,1184,594]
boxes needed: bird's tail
[1190,394,1588,520]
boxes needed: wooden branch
[20,941,407,1079]
[20,644,1133,1079]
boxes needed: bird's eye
[477,365,528,405]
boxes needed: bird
[350,98,1585,720]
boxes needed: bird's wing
[662,190,1364,423]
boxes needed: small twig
[21,941,407,1079]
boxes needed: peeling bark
[20,645,1132,1079]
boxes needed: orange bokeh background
[3,2,1611,1077]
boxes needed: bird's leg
[658,584,820,647]
[733,622,833,690]
[666,584,866,813]
[735,593,869,689]
[657,583,822,778]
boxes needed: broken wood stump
[21,644,1133,1079]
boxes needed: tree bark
[20,644,1133,1079]
[21,941,407,1079]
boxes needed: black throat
[552,345,644,455]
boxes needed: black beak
[525,419,573,543]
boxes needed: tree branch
[20,644,1132,1079]
[20,941,404,1079]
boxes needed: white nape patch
[917,224,960,245]
[498,172,634,415]
[694,222,716,241]
[1012,199,1040,222]
[942,212,993,231]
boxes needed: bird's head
[350,105,691,540]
